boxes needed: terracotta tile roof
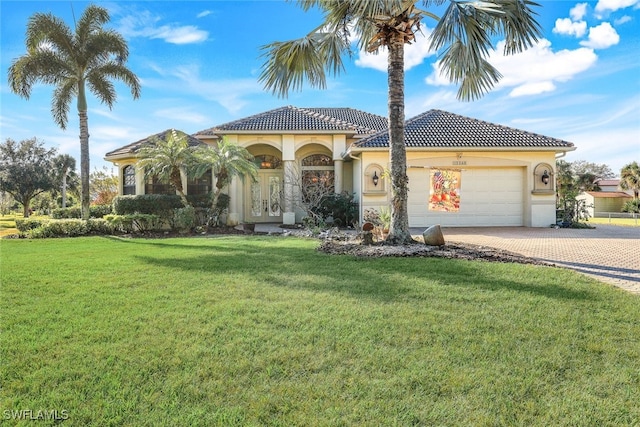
[195,106,387,135]
[105,129,205,158]
[355,109,575,149]
[596,179,620,186]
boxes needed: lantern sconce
[372,171,379,187]
[541,170,550,185]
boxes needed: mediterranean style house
[104,106,576,227]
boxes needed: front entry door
[246,171,283,223]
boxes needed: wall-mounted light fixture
[372,171,379,187]
[541,170,550,185]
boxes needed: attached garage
[349,109,576,227]
[407,167,525,227]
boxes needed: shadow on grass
[130,237,597,302]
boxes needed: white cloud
[425,39,598,98]
[355,31,435,72]
[614,15,633,24]
[117,10,208,44]
[595,0,640,14]
[553,18,587,37]
[197,10,213,18]
[570,3,589,20]
[580,22,620,49]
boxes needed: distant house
[105,106,576,227]
[577,191,633,217]
[595,179,621,193]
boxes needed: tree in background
[571,160,615,180]
[8,5,140,220]
[53,154,78,208]
[90,167,118,206]
[0,138,57,217]
[260,0,541,244]
[620,161,640,213]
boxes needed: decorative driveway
[429,225,640,294]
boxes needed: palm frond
[52,80,76,129]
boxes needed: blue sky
[1,0,639,177]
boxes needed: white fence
[595,212,639,224]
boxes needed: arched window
[301,154,334,203]
[123,165,136,195]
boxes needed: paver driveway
[430,225,640,294]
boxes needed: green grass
[1,236,639,426]
[588,216,639,227]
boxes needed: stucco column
[282,135,296,225]
[334,159,343,194]
[333,135,346,195]
[135,167,145,195]
[227,176,240,226]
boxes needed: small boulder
[423,225,445,246]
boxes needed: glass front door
[246,171,283,223]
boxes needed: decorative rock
[423,225,445,246]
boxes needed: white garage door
[408,168,524,227]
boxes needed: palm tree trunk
[61,170,68,208]
[78,81,91,221]
[385,35,414,245]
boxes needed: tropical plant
[53,154,77,208]
[197,138,258,218]
[0,138,58,217]
[136,130,205,208]
[89,167,118,206]
[620,161,640,199]
[8,4,141,220]
[259,0,541,244]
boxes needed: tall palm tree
[260,0,541,244]
[620,161,640,199]
[53,154,77,208]
[136,130,203,208]
[8,4,141,220]
[198,138,258,212]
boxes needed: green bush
[105,214,161,234]
[622,199,640,214]
[51,205,113,219]
[87,218,116,235]
[311,192,359,227]
[173,206,196,231]
[113,195,183,216]
[15,218,46,233]
[27,219,89,238]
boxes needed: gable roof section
[105,129,205,158]
[196,106,387,136]
[355,109,575,150]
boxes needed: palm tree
[620,161,640,199]
[136,130,204,208]
[198,138,258,213]
[53,154,77,208]
[260,0,541,244]
[8,4,141,220]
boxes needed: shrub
[311,192,358,227]
[105,214,161,234]
[27,219,89,238]
[51,205,112,219]
[113,195,183,216]
[51,207,82,219]
[622,199,640,214]
[87,218,115,235]
[15,218,46,233]
[173,206,196,231]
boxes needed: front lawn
[1,236,639,425]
